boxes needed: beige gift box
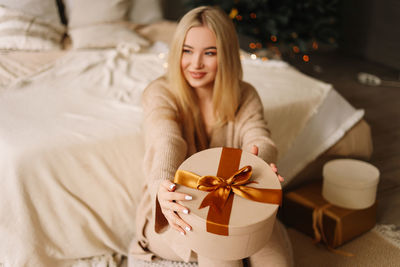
[174,147,281,260]
[322,159,380,210]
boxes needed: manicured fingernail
[180,231,185,236]
[185,226,191,231]
[169,184,176,190]
[185,195,192,200]
[183,209,189,214]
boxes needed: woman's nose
[192,53,204,69]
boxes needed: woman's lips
[189,71,206,79]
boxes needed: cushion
[128,0,163,24]
[63,0,149,50]
[0,5,65,50]
[64,0,130,28]
[0,0,62,23]
[69,23,149,50]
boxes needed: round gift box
[322,159,380,209]
[174,147,281,260]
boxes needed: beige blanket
[0,50,66,87]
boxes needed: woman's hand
[251,145,284,182]
[157,180,193,235]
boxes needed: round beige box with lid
[173,147,281,260]
[322,159,380,210]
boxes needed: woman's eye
[182,49,192,54]
[205,51,217,56]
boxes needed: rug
[90,224,400,267]
[288,224,400,267]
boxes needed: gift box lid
[322,159,380,209]
[175,147,281,236]
[323,159,380,189]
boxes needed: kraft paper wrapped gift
[174,147,282,260]
[281,181,377,249]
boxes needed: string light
[220,3,338,61]
[312,41,319,50]
[158,53,165,59]
[250,54,257,60]
[229,8,238,19]
[272,46,281,57]
[163,62,168,69]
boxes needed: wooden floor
[283,51,400,225]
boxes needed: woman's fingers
[160,198,190,214]
[159,190,192,202]
[270,163,278,172]
[270,163,285,182]
[160,202,192,235]
[160,179,176,192]
[164,209,192,235]
[158,180,193,234]
[250,148,284,182]
[159,198,192,234]
[251,145,259,156]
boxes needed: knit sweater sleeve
[236,82,278,164]
[142,78,188,232]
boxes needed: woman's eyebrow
[183,44,217,50]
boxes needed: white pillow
[0,5,65,51]
[69,23,149,50]
[64,0,149,50]
[128,0,163,24]
[0,0,62,24]
[64,0,130,27]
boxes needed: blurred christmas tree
[185,0,340,58]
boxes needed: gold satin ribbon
[175,166,282,212]
[174,147,282,236]
[312,204,354,257]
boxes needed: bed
[0,1,372,266]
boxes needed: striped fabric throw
[0,5,65,50]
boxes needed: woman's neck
[194,86,213,102]
[194,87,215,136]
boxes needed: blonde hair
[167,6,242,146]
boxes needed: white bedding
[278,89,364,181]
[0,44,363,266]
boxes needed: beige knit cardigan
[131,77,278,261]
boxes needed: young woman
[130,6,292,267]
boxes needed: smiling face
[181,26,218,92]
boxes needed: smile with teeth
[189,71,206,79]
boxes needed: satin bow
[174,165,281,214]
